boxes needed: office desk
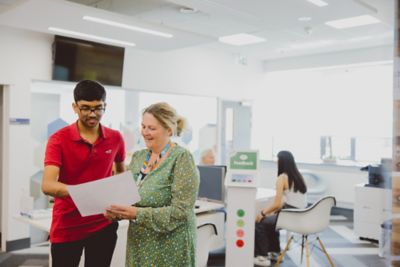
[194,187,275,215]
[15,201,225,266]
[256,187,275,201]
[15,214,128,267]
[15,191,274,265]
[195,199,224,214]
[16,215,52,232]
[255,188,276,214]
[16,200,225,230]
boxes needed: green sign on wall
[229,151,258,170]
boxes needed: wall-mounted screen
[197,165,226,203]
[52,35,124,86]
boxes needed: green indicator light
[237,209,245,217]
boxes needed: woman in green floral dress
[105,102,199,267]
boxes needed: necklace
[137,142,172,184]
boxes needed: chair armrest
[279,208,307,214]
[197,223,218,235]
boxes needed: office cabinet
[354,184,391,241]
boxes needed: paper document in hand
[68,171,140,217]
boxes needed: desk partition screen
[197,165,226,203]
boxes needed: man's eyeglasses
[77,105,106,115]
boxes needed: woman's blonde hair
[143,102,186,136]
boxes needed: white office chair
[300,170,328,203]
[196,223,218,267]
[274,196,336,267]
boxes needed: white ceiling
[0,0,394,62]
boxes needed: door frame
[218,99,252,164]
[0,84,10,251]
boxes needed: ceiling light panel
[218,33,266,46]
[298,16,312,22]
[83,16,173,38]
[306,0,328,7]
[325,15,381,29]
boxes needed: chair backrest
[276,196,336,235]
[196,223,218,267]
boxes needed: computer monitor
[197,165,226,203]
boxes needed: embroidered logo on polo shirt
[105,149,112,154]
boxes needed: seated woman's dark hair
[277,150,307,193]
[73,80,106,102]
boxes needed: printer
[361,162,391,188]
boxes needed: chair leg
[286,230,292,250]
[300,235,305,263]
[274,236,294,267]
[305,236,310,267]
[317,236,335,267]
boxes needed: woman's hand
[255,214,264,223]
[104,205,137,221]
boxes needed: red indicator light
[236,229,244,237]
[236,239,245,248]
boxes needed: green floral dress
[126,145,199,267]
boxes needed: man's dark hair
[73,80,106,102]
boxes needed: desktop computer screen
[197,165,226,203]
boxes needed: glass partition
[30,80,218,167]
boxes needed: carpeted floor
[207,208,387,267]
[0,208,389,267]
[0,253,48,267]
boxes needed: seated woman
[254,150,307,266]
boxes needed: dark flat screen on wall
[52,35,124,86]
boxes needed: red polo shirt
[44,122,125,243]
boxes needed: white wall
[0,25,52,249]
[264,45,393,72]
[122,46,265,98]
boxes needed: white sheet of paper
[68,171,140,217]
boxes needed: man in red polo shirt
[42,80,126,267]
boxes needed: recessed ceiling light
[218,33,266,46]
[348,35,374,42]
[179,7,198,14]
[325,15,380,29]
[48,27,136,47]
[306,0,328,7]
[284,40,334,51]
[83,16,173,38]
[298,16,312,22]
